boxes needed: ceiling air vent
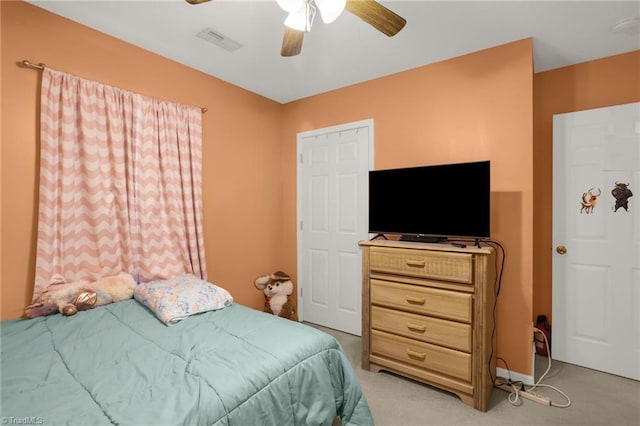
[611,17,640,34]
[197,27,243,52]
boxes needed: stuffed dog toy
[254,271,298,321]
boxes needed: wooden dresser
[359,239,497,411]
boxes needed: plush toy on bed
[25,272,136,318]
[254,271,298,321]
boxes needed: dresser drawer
[370,247,473,284]
[371,306,472,352]
[371,329,472,382]
[371,279,472,323]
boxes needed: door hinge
[300,153,303,163]
[300,221,303,230]
[300,287,303,297]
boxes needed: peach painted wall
[5,0,634,378]
[281,39,535,375]
[532,51,640,323]
[1,1,282,319]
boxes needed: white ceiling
[26,1,640,104]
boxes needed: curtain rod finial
[21,60,45,71]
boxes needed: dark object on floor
[535,315,551,357]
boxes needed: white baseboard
[496,367,534,386]
[496,339,536,386]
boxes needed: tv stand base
[400,235,447,244]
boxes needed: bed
[1,299,373,425]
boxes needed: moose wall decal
[611,182,633,212]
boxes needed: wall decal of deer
[580,188,601,214]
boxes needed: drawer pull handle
[406,349,426,361]
[406,296,426,305]
[406,323,426,333]
[405,259,426,268]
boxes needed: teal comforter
[1,300,373,425]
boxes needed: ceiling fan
[186,0,407,57]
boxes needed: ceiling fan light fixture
[284,11,307,31]
[284,2,316,32]
[315,0,346,24]
[278,0,407,57]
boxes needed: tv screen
[368,161,490,241]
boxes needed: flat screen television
[368,160,490,242]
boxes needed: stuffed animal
[254,271,298,321]
[25,272,136,318]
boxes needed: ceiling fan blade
[345,0,406,37]
[185,0,212,4]
[281,27,304,57]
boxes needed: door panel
[310,249,329,307]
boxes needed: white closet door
[297,120,373,335]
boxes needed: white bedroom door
[297,119,373,336]
[552,102,640,380]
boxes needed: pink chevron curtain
[34,68,206,300]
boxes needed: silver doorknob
[556,245,567,255]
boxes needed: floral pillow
[134,274,233,325]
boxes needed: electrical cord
[495,357,525,405]
[441,238,506,387]
[449,238,505,388]
[528,326,572,407]
[481,239,505,387]
[496,327,571,408]
[451,239,570,408]
[481,239,506,296]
